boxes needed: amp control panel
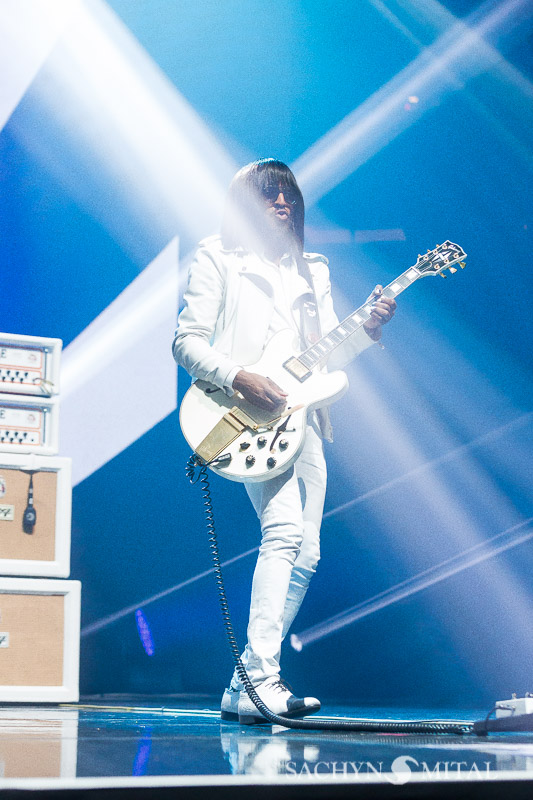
[0,334,62,397]
[0,394,59,455]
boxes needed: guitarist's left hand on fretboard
[363,284,397,340]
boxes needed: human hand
[232,370,288,412]
[363,285,396,340]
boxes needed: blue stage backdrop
[1,0,532,707]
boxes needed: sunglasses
[261,184,299,206]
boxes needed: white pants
[230,416,327,689]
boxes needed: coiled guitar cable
[186,454,474,735]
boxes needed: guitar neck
[298,265,421,369]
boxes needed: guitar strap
[295,256,334,442]
[295,256,321,349]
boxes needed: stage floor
[1,696,533,796]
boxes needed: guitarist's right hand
[232,370,288,412]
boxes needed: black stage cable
[186,455,474,735]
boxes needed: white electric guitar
[180,241,466,482]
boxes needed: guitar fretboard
[298,265,421,369]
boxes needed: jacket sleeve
[172,244,241,392]
[310,258,375,371]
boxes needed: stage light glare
[135,609,155,657]
[291,271,533,675]
[291,518,533,650]
[290,635,303,652]
[323,413,532,521]
[7,0,237,261]
[0,0,78,130]
[294,0,532,205]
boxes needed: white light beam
[0,0,79,130]
[293,0,533,204]
[291,517,533,650]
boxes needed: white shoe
[220,686,241,722]
[238,677,320,725]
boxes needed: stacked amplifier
[0,333,80,702]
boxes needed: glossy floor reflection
[0,697,532,784]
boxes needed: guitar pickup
[283,357,312,382]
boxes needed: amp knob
[257,436,267,447]
[266,457,276,469]
[279,439,289,450]
[246,455,256,466]
[240,441,250,450]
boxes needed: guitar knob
[246,455,256,466]
[279,439,289,450]
[267,457,276,468]
[240,441,250,450]
[257,436,267,447]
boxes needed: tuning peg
[427,248,431,253]
[449,267,457,274]
[440,272,447,278]
[459,262,466,269]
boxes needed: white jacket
[173,235,374,396]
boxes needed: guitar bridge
[195,406,259,464]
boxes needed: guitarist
[173,159,396,724]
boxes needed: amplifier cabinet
[0,333,62,398]
[0,454,72,577]
[0,393,59,456]
[0,578,80,703]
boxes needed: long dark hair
[221,158,305,254]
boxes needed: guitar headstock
[415,241,467,278]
